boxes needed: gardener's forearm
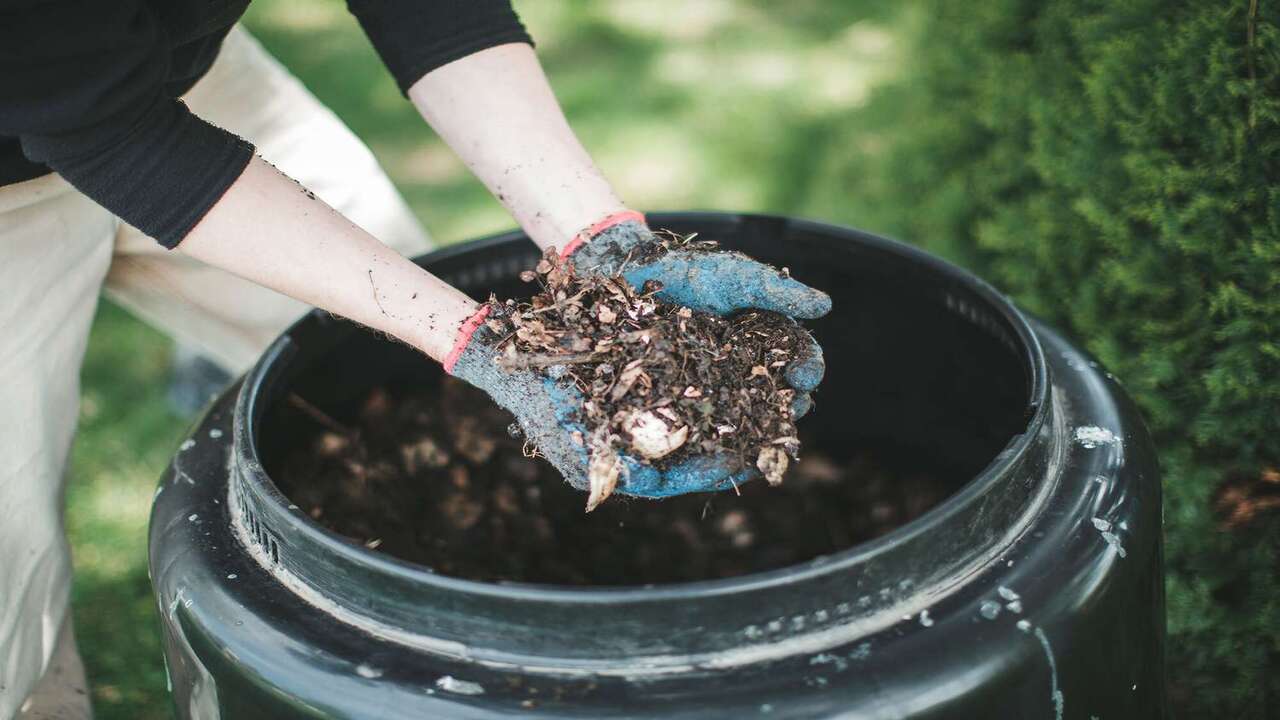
[408,43,629,253]
[178,156,478,362]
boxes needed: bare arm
[408,43,629,254]
[180,44,635,363]
[177,45,627,364]
[178,156,478,362]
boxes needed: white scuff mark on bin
[979,600,1002,620]
[1062,353,1088,372]
[355,664,383,679]
[209,428,223,439]
[1074,426,1118,449]
[1005,600,1023,614]
[172,454,196,486]
[998,586,1020,602]
[188,514,199,522]
[1033,627,1065,720]
[435,675,484,695]
[809,652,849,672]
[918,610,934,627]
[168,587,189,620]
[1092,517,1127,558]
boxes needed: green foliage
[803,1,1280,715]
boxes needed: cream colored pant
[1,26,430,719]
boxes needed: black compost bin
[149,213,1165,719]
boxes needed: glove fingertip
[791,393,814,419]
[784,339,826,393]
[751,274,832,319]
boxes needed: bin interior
[257,228,1033,586]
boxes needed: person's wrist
[443,304,493,375]
[560,210,648,261]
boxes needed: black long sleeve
[0,0,253,247]
[348,0,532,94]
[1,0,531,248]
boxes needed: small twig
[288,393,356,437]
[498,351,601,370]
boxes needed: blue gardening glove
[446,307,764,506]
[567,212,828,420]
[567,213,832,319]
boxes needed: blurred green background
[66,0,1276,718]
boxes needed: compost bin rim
[231,212,1050,602]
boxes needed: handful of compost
[448,226,827,510]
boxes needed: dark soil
[486,246,807,508]
[274,378,954,586]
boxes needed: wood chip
[621,410,689,460]
[757,446,789,486]
[610,360,646,401]
[585,431,622,512]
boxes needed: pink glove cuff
[559,210,647,260]
[443,304,492,375]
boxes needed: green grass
[67,2,909,717]
[68,301,184,718]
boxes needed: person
[0,2,829,717]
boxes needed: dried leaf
[586,432,622,512]
[757,446,789,486]
[621,410,689,460]
[611,361,645,401]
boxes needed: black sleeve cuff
[347,0,534,94]
[21,97,253,248]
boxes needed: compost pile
[483,238,807,509]
[273,378,952,585]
